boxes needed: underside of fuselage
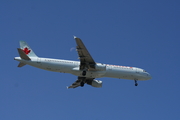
[15,57,151,81]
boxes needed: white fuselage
[14,57,152,81]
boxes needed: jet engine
[87,79,103,88]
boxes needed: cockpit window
[143,70,147,72]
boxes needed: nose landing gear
[134,80,138,86]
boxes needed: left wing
[74,36,96,70]
[68,37,96,89]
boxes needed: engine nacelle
[87,80,103,88]
[95,63,106,71]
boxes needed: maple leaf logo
[23,47,31,54]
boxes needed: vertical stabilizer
[17,48,31,60]
[16,48,31,67]
[20,41,38,57]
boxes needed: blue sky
[1,0,180,120]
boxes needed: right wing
[67,78,82,89]
[67,77,94,89]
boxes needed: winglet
[73,36,77,39]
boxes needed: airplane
[14,36,152,89]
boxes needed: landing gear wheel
[82,71,86,76]
[134,80,138,86]
[80,82,85,87]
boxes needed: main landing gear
[80,82,85,87]
[80,77,86,87]
[134,80,138,86]
[82,70,86,76]
[81,70,87,87]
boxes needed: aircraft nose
[146,73,152,80]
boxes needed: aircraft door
[74,62,79,67]
[107,65,112,70]
[37,58,41,64]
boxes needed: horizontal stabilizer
[17,48,31,60]
[18,62,26,67]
